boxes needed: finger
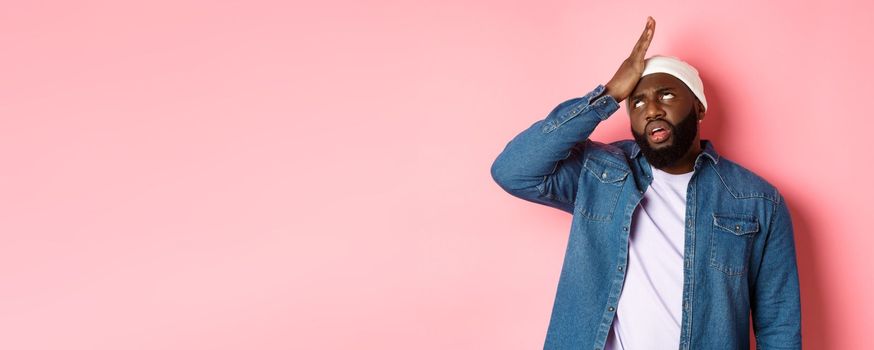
[647,16,655,40]
[632,19,651,51]
[632,17,655,58]
[630,23,650,57]
[639,25,653,55]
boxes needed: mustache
[646,119,674,129]
[633,119,675,137]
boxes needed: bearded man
[490,17,801,350]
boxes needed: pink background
[1,0,871,349]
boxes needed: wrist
[604,83,624,102]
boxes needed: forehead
[632,73,689,95]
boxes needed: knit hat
[641,55,708,110]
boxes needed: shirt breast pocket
[709,213,759,276]
[577,156,628,221]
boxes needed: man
[490,17,801,350]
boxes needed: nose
[644,100,665,121]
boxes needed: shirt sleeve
[750,192,802,349]
[490,85,619,214]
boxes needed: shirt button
[608,306,615,312]
[618,266,623,271]
[622,227,628,231]
[602,172,607,179]
[735,225,741,232]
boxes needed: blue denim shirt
[490,85,801,350]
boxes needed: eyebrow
[629,86,677,102]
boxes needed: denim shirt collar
[629,139,721,165]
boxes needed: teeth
[651,127,664,134]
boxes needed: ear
[696,100,706,122]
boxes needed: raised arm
[490,17,655,214]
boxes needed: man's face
[628,73,702,169]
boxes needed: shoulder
[582,139,638,158]
[708,155,782,204]
[611,139,641,157]
[581,139,632,166]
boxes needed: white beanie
[641,55,707,111]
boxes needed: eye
[661,92,675,100]
[633,100,644,109]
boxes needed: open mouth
[646,121,672,144]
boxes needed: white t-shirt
[605,167,693,350]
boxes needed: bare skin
[602,17,705,174]
[604,17,656,102]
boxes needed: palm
[605,17,655,102]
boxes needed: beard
[631,107,699,169]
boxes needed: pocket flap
[584,156,629,183]
[713,214,759,235]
